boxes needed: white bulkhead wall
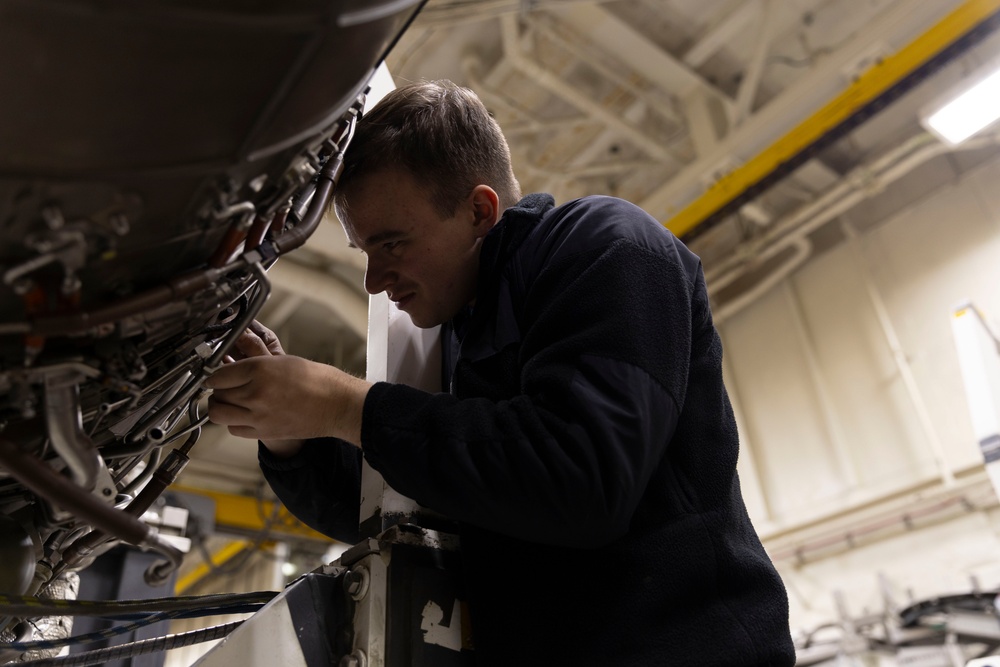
[717,151,1000,633]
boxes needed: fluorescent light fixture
[923,63,1000,145]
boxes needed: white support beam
[545,4,733,113]
[684,0,762,68]
[639,0,965,220]
[683,89,725,157]
[496,15,678,164]
[733,0,778,127]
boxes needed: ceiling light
[922,62,1000,145]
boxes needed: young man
[207,80,795,666]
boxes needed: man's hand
[206,321,371,452]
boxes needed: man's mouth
[391,294,414,309]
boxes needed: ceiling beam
[683,0,761,68]
[639,0,980,230]
[732,0,778,127]
[545,4,733,112]
[496,15,678,164]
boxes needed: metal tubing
[44,381,101,492]
[113,262,270,454]
[270,149,345,256]
[0,438,182,584]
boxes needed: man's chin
[406,314,442,329]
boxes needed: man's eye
[383,241,401,252]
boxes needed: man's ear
[469,185,500,237]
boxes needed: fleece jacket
[260,193,795,666]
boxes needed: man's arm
[258,437,363,544]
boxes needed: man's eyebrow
[348,230,405,250]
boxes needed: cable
[0,591,277,618]
[7,611,178,652]
[12,620,242,667]
[3,596,272,653]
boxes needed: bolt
[103,488,113,497]
[109,213,130,236]
[42,206,64,230]
[338,650,367,667]
[342,567,369,600]
[61,272,82,295]
[11,278,33,295]
[344,570,363,596]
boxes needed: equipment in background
[951,301,1000,500]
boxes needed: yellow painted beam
[175,539,250,594]
[665,0,1000,239]
[173,485,334,543]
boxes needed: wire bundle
[0,591,277,667]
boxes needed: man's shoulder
[530,194,691,264]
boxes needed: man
[207,80,795,666]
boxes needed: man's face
[339,168,498,329]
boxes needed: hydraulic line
[8,100,358,341]
[267,114,354,256]
[0,439,182,586]
[44,382,101,492]
[112,448,161,492]
[106,262,269,458]
[62,427,200,570]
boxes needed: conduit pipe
[712,236,812,325]
[707,132,999,322]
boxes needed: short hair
[332,80,521,221]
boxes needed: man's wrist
[260,438,306,458]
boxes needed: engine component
[0,0,426,659]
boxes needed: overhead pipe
[707,132,999,321]
[712,237,812,325]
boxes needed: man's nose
[364,258,393,295]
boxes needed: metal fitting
[342,566,369,601]
[338,649,367,667]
